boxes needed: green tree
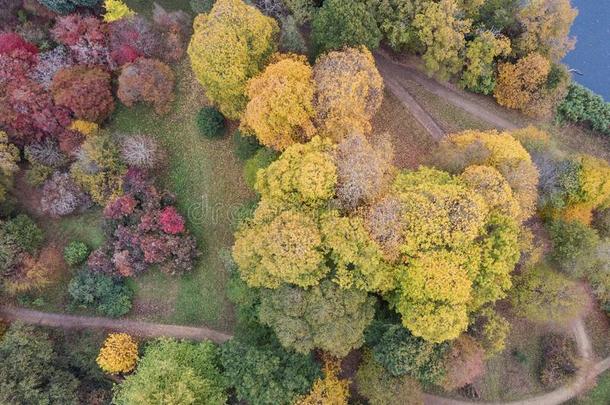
[0,323,79,404]
[38,0,99,14]
[187,0,279,119]
[311,0,382,56]
[511,264,587,323]
[414,0,472,80]
[548,219,600,277]
[113,338,227,405]
[373,0,428,53]
[0,131,19,204]
[220,338,321,405]
[460,31,511,94]
[258,280,375,357]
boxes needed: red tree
[159,206,185,234]
[117,58,175,114]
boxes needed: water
[562,0,610,101]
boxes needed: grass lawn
[108,60,253,330]
[571,370,610,405]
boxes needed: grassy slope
[109,61,253,330]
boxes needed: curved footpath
[1,305,607,405]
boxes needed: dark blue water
[563,0,610,101]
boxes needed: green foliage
[63,241,90,267]
[311,0,382,56]
[38,0,99,14]
[368,323,447,386]
[0,131,20,203]
[1,214,43,254]
[548,219,600,277]
[233,130,261,161]
[113,338,227,405]
[68,270,133,317]
[280,15,307,54]
[476,0,519,32]
[188,0,279,119]
[373,0,426,53]
[511,264,587,323]
[470,307,510,357]
[220,338,321,405]
[190,0,216,13]
[557,83,610,136]
[593,208,610,238]
[283,0,316,24]
[539,333,578,388]
[460,30,511,94]
[257,280,376,357]
[355,351,423,405]
[243,148,278,189]
[0,323,79,404]
[196,107,226,139]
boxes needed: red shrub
[87,247,114,275]
[52,15,107,47]
[51,66,114,123]
[0,50,36,85]
[0,33,38,55]
[104,195,138,219]
[152,3,191,62]
[111,44,140,66]
[0,79,71,145]
[108,16,161,66]
[140,234,171,264]
[442,335,486,390]
[159,206,185,234]
[57,128,85,156]
[117,58,175,114]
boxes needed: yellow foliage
[188,0,279,119]
[96,333,138,374]
[295,356,349,405]
[460,165,521,219]
[313,47,383,142]
[242,54,316,151]
[414,0,472,80]
[3,254,51,295]
[579,154,610,209]
[494,53,552,116]
[69,120,99,137]
[0,130,20,203]
[103,0,135,22]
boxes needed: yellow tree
[313,47,383,142]
[103,0,135,22]
[96,333,138,374]
[414,0,472,80]
[514,0,577,61]
[242,54,316,151]
[493,52,552,116]
[188,0,279,119]
[460,31,511,94]
[295,356,350,405]
[0,131,20,203]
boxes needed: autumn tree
[51,66,115,123]
[511,264,587,323]
[295,356,350,405]
[469,307,510,357]
[460,30,511,94]
[258,281,375,357]
[117,58,175,114]
[242,54,316,151]
[313,47,383,142]
[514,0,577,61]
[114,338,227,405]
[311,0,382,56]
[435,129,539,222]
[356,351,423,405]
[103,0,135,22]
[0,323,79,404]
[96,333,138,375]
[441,335,485,390]
[187,0,279,119]
[414,0,472,80]
[0,131,19,203]
[373,0,429,53]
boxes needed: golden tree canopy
[313,47,383,142]
[187,0,279,119]
[96,333,138,374]
[242,54,316,151]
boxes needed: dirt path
[375,52,519,132]
[0,305,232,343]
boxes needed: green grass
[573,370,610,405]
[109,61,252,330]
[125,0,193,16]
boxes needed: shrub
[0,131,20,202]
[151,3,192,63]
[283,0,316,24]
[557,83,610,136]
[158,206,186,235]
[539,334,578,388]
[356,351,423,405]
[593,208,610,238]
[51,14,111,68]
[103,0,135,22]
[38,0,100,14]
[279,16,306,54]
[113,338,227,405]
[441,335,485,390]
[51,66,115,123]
[511,264,587,323]
[548,219,600,277]
[2,252,52,295]
[41,172,88,217]
[196,107,226,138]
[68,270,133,317]
[0,33,38,55]
[313,47,383,141]
[69,120,99,137]
[470,307,510,357]
[108,16,161,67]
[64,241,90,266]
[242,54,315,150]
[117,58,175,114]
[220,337,321,405]
[120,134,162,169]
[187,0,279,119]
[295,356,349,405]
[25,138,67,168]
[369,323,448,386]
[2,214,43,254]
[233,130,261,160]
[190,0,215,13]
[311,0,381,56]
[96,333,138,374]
